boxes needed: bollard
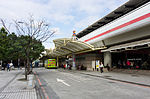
[27,74,35,89]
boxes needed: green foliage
[0,27,45,62]
[29,39,45,61]
[7,33,19,60]
[17,35,45,61]
[0,27,9,60]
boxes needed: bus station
[48,0,150,72]
[1,0,150,99]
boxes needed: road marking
[57,78,71,87]
[34,72,50,99]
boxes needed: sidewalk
[59,68,150,87]
[0,69,37,99]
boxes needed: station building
[50,0,150,71]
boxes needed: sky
[0,0,128,49]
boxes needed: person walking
[7,63,10,71]
[99,62,104,73]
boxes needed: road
[34,68,150,99]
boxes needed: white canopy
[52,38,95,56]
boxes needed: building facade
[51,0,150,71]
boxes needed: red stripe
[84,13,150,42]
[37,78,42,85]
[35,72,50,99]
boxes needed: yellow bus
[45,59,57,69]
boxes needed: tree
[0,28,18,67]
[15,35,44,79]
[7,33,19,60]
[1,16,55,80]
[0,28,9,61]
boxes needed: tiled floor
[0,69,37,99]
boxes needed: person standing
[99,62,104,73]
[126,60,131,69]
[4,63,6,70]
[7,63,10,71]
[64,64,66,69]
[10,62,13,70]
[106,64,110,71]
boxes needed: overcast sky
[0,0,128,49]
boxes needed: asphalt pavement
[34,68,150,99]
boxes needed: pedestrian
[18,63,20,70]
[106,64,110,71]
[61,64,64,68]
[69,64,72,70]
[99,62,104,73]
[7,63,10,71]
[4,63,6,70]
[126,60,131,69]
[10,62,13,70]
[64,64,66,69]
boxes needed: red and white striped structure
[77,0,150,50]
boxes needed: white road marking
[57,78,71,87]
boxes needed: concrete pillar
[57,56,59,67]
[104,51,112,67]
[72,54,76,69]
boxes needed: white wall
[104,24,150,46]
[79,2,150,46]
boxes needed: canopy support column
[104,51,112,67]
[57,56,59,67]
[72,54,76,70]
